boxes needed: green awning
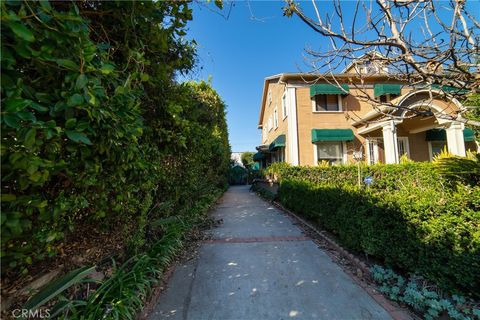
[311,129,354,142]
[426,129,446,141]
[269,134,286,151]
[425,128,475,142]
[374,84,401,97]
[253,152,265,161]
[431,84,469,95]
[464,128,475,142]
[310,84,350,97]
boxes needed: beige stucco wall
[402,132,431,162]
[295,85,405,165]
[261,81,290,161]
[258,78,469,166]
[293,85,464,165]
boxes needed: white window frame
[397,137,410,160]
[313,141,347,165]
[311,95,343,113]
[357,61,380,75]
[273,106,279,129]
[428,141,447,160]
[273,148,285,163]
[271,148,284,163]
[268,89,272,105]
[263,127,267,143]
[282,92,288,120]
[365,138,381,164]
[366,137,408,164]
[268,115,273,132]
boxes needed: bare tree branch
[283,0,480,126]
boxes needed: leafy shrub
[250,183,277,201]
[433,151,480,186]
[269,162,480,297]
[1,0,230,280]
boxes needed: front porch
[358,122,476,164]
[353,90,478,164]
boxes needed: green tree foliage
[1,0,230,277]
[266,163,480,298]
[241,151,255,168]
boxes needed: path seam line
[182,257,200,320]
[203,236,310,244]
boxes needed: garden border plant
[20,190,222,320]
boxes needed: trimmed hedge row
[267,162,480,297]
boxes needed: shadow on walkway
[148,186,392,320]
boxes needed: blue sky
[184,1,479,152]
[185,1,325,152]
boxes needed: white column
[445,122,466,156]
[286,86,299,165]
[382,120,399,164]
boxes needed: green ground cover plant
[370,265,480,320]
[265,161,480,298]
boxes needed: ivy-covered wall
[1,1,230,278]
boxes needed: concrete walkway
[149,186,392,320]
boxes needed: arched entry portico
[354,89,470,163]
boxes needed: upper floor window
[379,94,389,103]
[263,127,267,142]
[267,90,272,105]
[374,84,400,103]
[378,93,400,103]
[315,94,342,112]
[355,60,385,74]
[268,115,273,131]
[273,107,279,129]
[282,92,287,119]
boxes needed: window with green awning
[310,84,349,97]
[374,84,401,97]
[253,152,265,161]
[311,129,354,142]
[268,134,286,151]
[425,128,475,142]
[431,84,469,95]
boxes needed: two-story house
[254,62,477,167]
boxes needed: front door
[366,138,385,164]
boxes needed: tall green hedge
[267,163,480,297]
[1,1,230,277]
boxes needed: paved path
[149,185,392,320]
